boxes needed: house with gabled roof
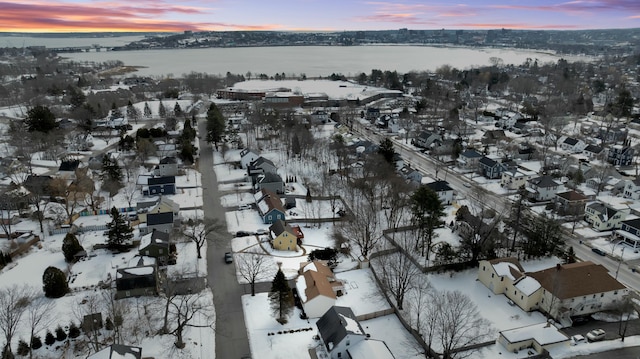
[412,131,441,149]
[623,178,640,200]
[143,212,177,234]
[615,218,640,250]
[256,172,285,194]
[425,180,454,205]
[296,261,344,318]
[240,148,260,169]
[482,129,507,145]
[558,136,586,153]
[479,258,629,326]
[526,175,562,202]
[501,167,537,190]
[154,156,178,177]
[316,306,395,359]
[584,144,604,159]
[143,176,176,196]
[255,189,286,224]
[87,344,142,359]
[398,166,422,184]
[137,196,179,223]
[457,149,483,171]
[608,144,634,166]
[269,219,298,251]
[584,202,628,231]
[248,156,277,177]
[138,230,173,265]
[115,256,158,299]
[478,156,508,179]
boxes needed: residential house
[425,180,454,205]
[316,306,395,359]
[138,230,173,265]
[515,145,535,161]
[155,141,177,158]
[137,196,179,223]
[296,261,344,318]
[240,148,260,169]
[269,219,298,251]
[57,159,81,180]
[412,131,442,149]
[399,166,422,184]
[115,257,158,299]
[478,156,508,179]
[154,156,178,177]
[608,144,634,167]
[554,190,588,216]
[498,323,568,355]
[501,167,537,190]
[584,202,628,231]
[144,176,176,196]
[482,129,507,145]
[23,175,54,197]
[256,172,285,194]
[255,189,286,224]
[310,110,330,124]
[615,218,640,250]
[82,312,103,333]
[88,344,142,359]
[623,178,640,200]
[457,149,483,171]
[365,107,380,122]
[526,175,562,202]
[144,212,176,234]
[584,144,604,160]
[558,137,586,153]
[478,258,629,326]
[248,156,277,177]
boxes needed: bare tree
[165,288,215,349]
[182,218,225,259]
[404,276,435,358]
[101,290,125,345]
[236,251,270,296]
[374,242,421,310]
[25,294,54,359]
[334,188,382,261]
[435,290,493,359]
[0,285,31,358]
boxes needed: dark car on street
[224,252,233,264]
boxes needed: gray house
[144,212,176,234]
[115,257,158,299]
[138,230,173,265]
[248,156,277,176]
[478,156,507,179]
[240,148,260,169]
[256,172,286,194]
[154,156,178,177]
[412,131,442,149]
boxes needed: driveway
[561,317,640,342]
[198,119,252,359]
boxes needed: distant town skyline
[2,0,640,33]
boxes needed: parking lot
[561,317,640,342]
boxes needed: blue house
[254,189,286,224]
[478,156,507,179]
[145,176,176,196]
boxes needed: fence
[10,235,40,258]
[355,308,394,321]
[79,207,135,216]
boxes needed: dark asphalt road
[199,120,252,359]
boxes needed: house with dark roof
[296,261,344,318]
[501,166,537,191]
[615,218,640,250]
[247,156,277,178]
[554,190,588,216]
[457,149,483,171]
[316,306,394,359]
[558,137,586,153]
[144,212,176,234]
[482,129,507,145]
[412,131,442,149]
[115,257,158,299]
[584,202,628,231]
[255,189,286,224]
[526,175,562,202]
[256,172,285,194]
[399,166,422,184]
[515,144,535,160]
[87,344,142,359]
[240,148,261,169]
[584,144,604,159]
[58,159,81,172]
[269,220,299,251]
[425,180,454,205]
[23,175,54,197]
[478,156,508,179]
[154,156,178,177]
[479,258,629,326]
[607,144,634,166]
[138,230,174,265]
[144,176,176,196]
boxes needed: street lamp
[615,246,626,280]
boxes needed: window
[482,266,486,271]
[346,340,350,346]
[501,277,504,282]
[491,273,494,278]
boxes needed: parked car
[255,229,268,235]
[238,204,252,211]
[224,252,233,264]
[591,248,607,256]
[571,316,591,326]
[235,231,253,237]
[586,329,606,342]
[570,334,587,346]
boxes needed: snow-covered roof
[500,322,568,346]
[514,276,541,296]
[339,313,363,335]
[492,262,521,280]
[347,339,395,359]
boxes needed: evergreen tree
[158,100,167,118]
[126,101,140,124]
[25,105,58,133]
[42,266,69,298]
[62,233,84,262]
[30,335,42,350]
[16,339,29,356]
[68,323,80,339]
[378,137,396,164]
[143,102,152,118]
[174,102,182,117]
[110,102,123,119]
[205,103,226,148]
[269,268,293,324]
[44,331,55,346]
[54,326,66,341]
[411,185,445,257]
[106,207,133,251]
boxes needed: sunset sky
[1,0,640,33]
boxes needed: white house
[501,167,537,190]
[296,261,344,318]
[558,136,586,153]
[240,148,260,169]
[526,175,562,202]
[498,323,569,355]
[478,258,629,326]
[584,202,628,231]
[425,180,454,205]
[623,178,640,200]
